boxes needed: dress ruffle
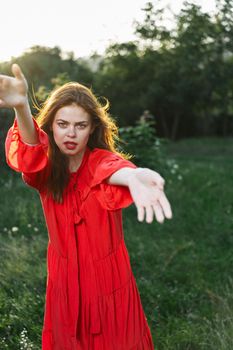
[5,117,49,173]
[131,323,155,350]
[88,149,137,210]
[76,239,154,349]
[88,149,136,188]
[94,238,132,296]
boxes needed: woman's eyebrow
[56,119,88,124]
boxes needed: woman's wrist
[14,99,39,144]
[14,96,30,113]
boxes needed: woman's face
[52,103,94,158]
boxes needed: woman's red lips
[64,142,77,150]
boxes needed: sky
[0,0,216,62]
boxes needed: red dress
[5,118,155,350]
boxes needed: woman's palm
[128,168,172,223]
[0,64,28,108]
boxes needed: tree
[93,42,145,125]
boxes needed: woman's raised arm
[0,64,38,144]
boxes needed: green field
[0,138,233,349]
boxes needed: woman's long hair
[36,82,125,202]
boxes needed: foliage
[93,42,144,125]
[94,0,233,138]
[118,116,183,181]
[118,117,164,169]
[34,72,72,107]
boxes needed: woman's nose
[67,126,76,137]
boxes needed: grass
[0,137,233,349]
[0,169,47,349]
[124,137,233,349]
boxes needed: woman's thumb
[11,63,24,80]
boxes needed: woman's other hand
[0,64,28,109]
[127,168,172,224]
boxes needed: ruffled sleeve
[5,117,50,191]
[88,148,137,210]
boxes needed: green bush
[119,118,164,169]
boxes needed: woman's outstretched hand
[127,168,172,224]
[0,64,28,109]
[0,64,37,144]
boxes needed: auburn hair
[35,82,127,203]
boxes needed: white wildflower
[20,327,33,350]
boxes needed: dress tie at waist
[67,210,101,345]
[74,212,83,225]
[67,219,80,341]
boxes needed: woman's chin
[60,146,87,158]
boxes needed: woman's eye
[77,124,87,129]
[58,123,67,128]
[57,123,87,129]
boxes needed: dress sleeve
[89,149,137,210]
[5,117,50,191]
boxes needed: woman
[1,64,172,349]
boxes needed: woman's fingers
[135,189,172,224]
[152,202,165,223]
[158,192,172,219]
[0,75,7,90]
[136,203,165,224]
[145,205,154,223]
[137,205,145,222]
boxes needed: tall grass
[203,279,233,350]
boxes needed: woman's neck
[68,147,86,173]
